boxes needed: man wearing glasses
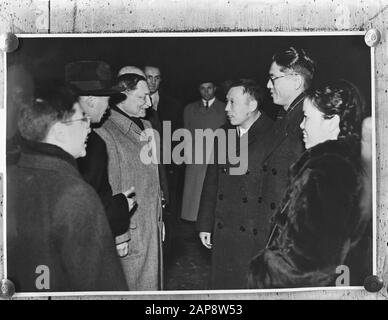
[7,88,128,292]
[66,61,137,259]
[253,47,316,259]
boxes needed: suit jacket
[155,89,183,133]
[145,90,183,149]
[144,107,169,204]
[145,90,183,176]
[96,109,163,290]
[7,139,127,292]
[196,112,274,289]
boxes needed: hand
[123,186,136,211]
[199,232,212,249]
[116,241,129,257]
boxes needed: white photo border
[1,30,377,298]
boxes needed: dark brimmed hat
[65,60,121,96]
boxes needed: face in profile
[119,80,152,118]
[267,62,299,108]
[199,82,216,101]
[79,95,110,123]
[61,102,91,158]
[225,86,256,128]
[300,98,338,149]
[144,66,161,94]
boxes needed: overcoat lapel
[226,112,272,159]
[262,93,305,162]
[246,112,273,146]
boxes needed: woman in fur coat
[249,80,372,288]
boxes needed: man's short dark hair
[229,79,265,110]
[143,63,161,74]
[272,46,316,89]
[18,86,77,142]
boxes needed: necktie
[205,101,209,109]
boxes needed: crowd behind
[6,46,372,292]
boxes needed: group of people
[196,47,372,289]
[7,61,175,291]
[6,45,372,292]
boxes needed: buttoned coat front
[258,93,306,235]
[196,113,274,289]
[96,110,163,291]
[249,139,371,288]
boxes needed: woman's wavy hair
[110,73,146,105]
[306,79,365,144]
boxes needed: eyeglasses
[268,73,299,85]
[62,116,91,125]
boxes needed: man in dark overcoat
[196,79,273,289]
[65,61,136,257]
[258,47,316,243]
[7,87,127,292]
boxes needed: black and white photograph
[0,0,387,302]
[2,33,374,295]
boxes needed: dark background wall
[1,0,386,301]
[8,35,371,118]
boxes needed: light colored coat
[181,98,227,221]
[96,110,163,291]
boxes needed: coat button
[217,222,223,229]
[253,228,258,236]
[270,202,276,210]
[222,167,228,174]
[242,197,248,203]
[262,165,268,172]
[240,226,245,232]
[272,168,277,175]
[218,194,224,200]
[258,196,262,203]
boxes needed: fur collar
[290,139,361,178]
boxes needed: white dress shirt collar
[151,91,160,111]
[202,97,216,108]
[237,112,261,137]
